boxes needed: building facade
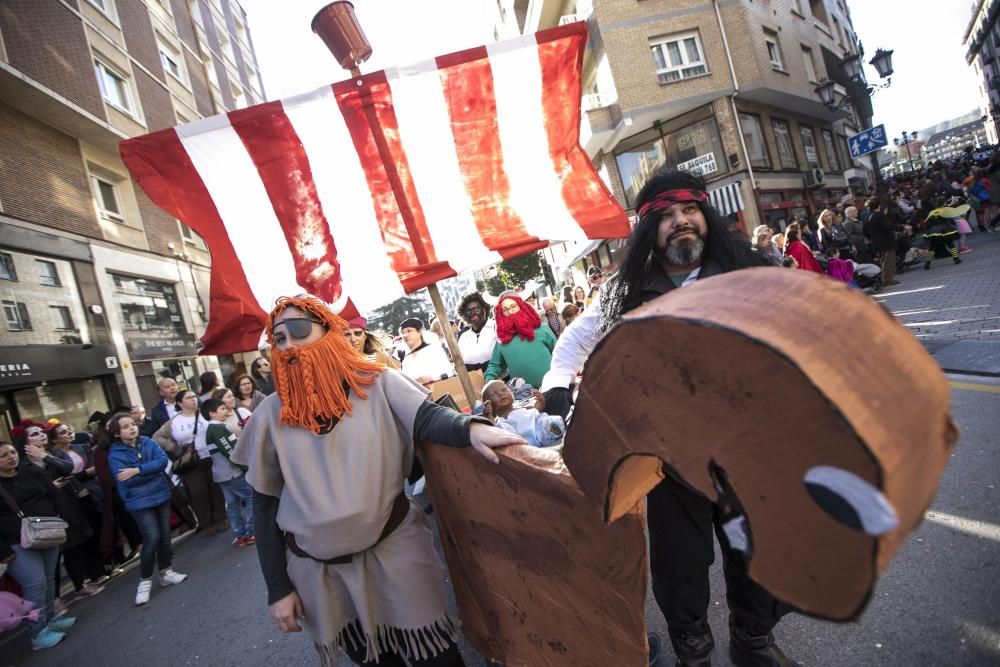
[923,120,989,164]
[492,0,880,281]
[0,0,265,438]
[965,0,1000,145]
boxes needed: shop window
[764,30,784,71]
[13,379,109,433]
[36,260,61,287]
[95,60,132,114]
[3,300,32,331]
[771,119,799,169]
[92,175,125,223]
[799,125,820,168]
[650,32,708,84]
[615,134,668,207]
[738,113,771,169]
[663,117,728,180]
[50,305,75,331]
[0,252,17,281]
[822,129,841,172]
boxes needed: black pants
[181,458,227,530]
[342,638,464,666]
[647,475,788,638]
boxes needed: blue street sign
[847,124,888,159]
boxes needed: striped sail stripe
[120,23,629,354]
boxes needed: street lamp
[893,131,917,173]
[814,45,894,192]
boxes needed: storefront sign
[677,152,718,177]
[0,344,119,388]
[125,330,199,360]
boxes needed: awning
[709,181,745,216]
[561,239,603,271]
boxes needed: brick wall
[0,102,99,237]
[170,0,198,51]
[137,188,183,257]
[184,50,216,117]
[0,0,105,119]
[135,69,174,132]
[118,0,163,78]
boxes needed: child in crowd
[481,380,565,447]
[200,399,254,547]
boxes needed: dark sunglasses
[274,317,322,339]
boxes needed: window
[94,60,132,112]
[790,0,803,14]
[0,252,16,281]
[809,0,829,25]
[765,31,784,71]
[231,83,246,109]
[50,306,75,331]
[36,260,61,287]
[92,175,124,222]
[3,301,32,331]
[771,119,799,169]
[802,46,818,82]
[159,41,184,82]
[217,29,235,62]
[799,125,820,168]
[86,0,109,13]
[821,129,841,172]
[835,134,851,169]
[738,113,771,169]
[650,33,708,84]
[615,132,668,207]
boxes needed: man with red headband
[230,295,525,667]
[539,170,789,667]
[484,294,557,389]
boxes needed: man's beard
[271,331,381,433]
[655,235,705,266]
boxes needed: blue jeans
[6,545,59,637]
[218,476,254,538]
[131,502,173,579]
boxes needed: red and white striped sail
[120,23,629,354]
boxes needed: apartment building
[964,0,1000,144]
[0,0,265,437]
[922,120,989,164]
[493,0,878,282]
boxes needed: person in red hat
[342,316,399,369]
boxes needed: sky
[239,0,983,140]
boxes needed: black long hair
[599,169,768,332]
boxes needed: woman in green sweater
[485,294,557,388]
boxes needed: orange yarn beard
[268,296,385,434]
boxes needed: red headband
[637,189,708,219]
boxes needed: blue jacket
[108,437,171,512]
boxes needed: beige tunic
[231,369,458,663]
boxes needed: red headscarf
[495,295,542,344]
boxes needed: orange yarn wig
[267,296,384,433]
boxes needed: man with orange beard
[484,294,557,389]
[231,296,525,666]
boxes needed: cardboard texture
[564,267,957,621]
[419,443,649,666]
[430,371,485,411]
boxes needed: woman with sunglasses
[250,358,275,396]
[0,441,76,650]
[232,374,266,413]
[153,390,227,536]
[343,316,400,369]
[231,295,526,666]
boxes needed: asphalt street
[15,372,999,667]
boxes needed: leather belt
[284,491,410,565]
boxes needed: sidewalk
[875,229,1000,375]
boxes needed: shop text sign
[677,152,718,177]
[125,330,199,360]
[0,362,32,380]
[0,344,118,388]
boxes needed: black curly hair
[457,292,490,326]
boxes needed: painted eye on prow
[804,466,899,536]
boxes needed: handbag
[0,485,68,549]
[170,414,201,476]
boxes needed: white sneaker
[159,568,188,586]
[135,579,152,606]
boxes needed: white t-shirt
[171,413,210,459]
[457,319,497,366]
[400,340,455,383]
